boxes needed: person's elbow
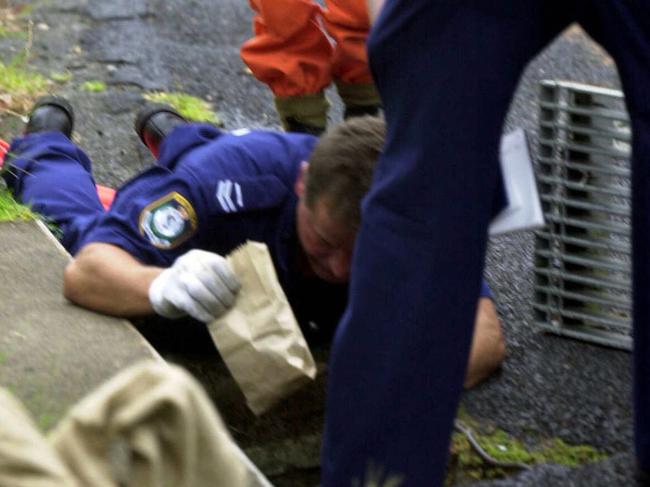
[463,297,506,389]
[62,243,101,305]
[63,256,85,305]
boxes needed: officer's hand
[148,249,241,323]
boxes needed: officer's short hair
[305,115,386,228]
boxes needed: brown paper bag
[209,241,317,415]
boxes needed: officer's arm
[464,297,506,388]
[64,242,162,317]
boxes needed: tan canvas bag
[0,362,271,487]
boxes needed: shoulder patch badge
[139,192,198,249]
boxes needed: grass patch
[50,70,72,84]
[82,80,107,92]
[144,91,222,125]
[446,424,607,484]
[0,6,48,114]
[0,24,27,39]
[0,61,48,113]
[0,189,36,222]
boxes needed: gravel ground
[3,1,639,485]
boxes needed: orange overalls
[241,0,381,132]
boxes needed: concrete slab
[0,221,161,431]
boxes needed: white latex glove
[149,249,241,323]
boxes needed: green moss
[536,438,607,466]
[0,189,37,222]
[144,91,222,125]
[475,430,536,464]
[447,424,607,485]
[451,432,484,469]
[50,70,73,84]
[0,351,6,365]
[82,80,107,92]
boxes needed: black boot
[343,104,382,120]
[284,116,325,136]
[24,95,74,138]
[134,103,187,158]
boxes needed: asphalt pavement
[7,1,639,485]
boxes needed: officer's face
[296,197,356,283]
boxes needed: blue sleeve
[480,279,492,298]
[80,165,202,266]
[80,125,316,266]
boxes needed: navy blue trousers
[321,1,650,485]
[4,132,105,254]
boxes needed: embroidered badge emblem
[140,192,198,249]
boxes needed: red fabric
[324,0,373,83]
[241,0,372,97]
[0,138,116,210]
[0,139,9,163]
[96,184,116,210]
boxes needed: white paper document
[488,128,545,235]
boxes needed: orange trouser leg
[241,0,333,97]
[323,0,373,84]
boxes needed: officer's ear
[295,161,309,198]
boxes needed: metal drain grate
[533,80,632,350]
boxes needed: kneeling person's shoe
[25,96,74,138]
[135,103,187,158]
[284,116,325,136]
[344,104,382,120]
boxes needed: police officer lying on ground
[3,96,505,388]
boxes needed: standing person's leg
[577,0,650,473]
[320,1,572,485]
[241,0,331,134]
[323,0,382,119]
[4,100,104,254]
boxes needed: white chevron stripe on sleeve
[216,180,244,212]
